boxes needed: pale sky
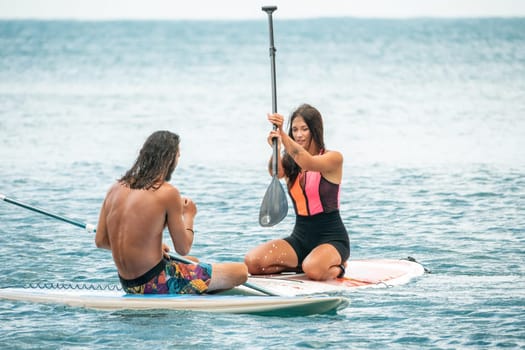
[1,0,524,19]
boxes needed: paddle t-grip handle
[262,6,277,14]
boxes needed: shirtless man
[95,130,248,294]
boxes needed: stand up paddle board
[0,287,348,316]
[0,258,424,315]
[238,258,427,296]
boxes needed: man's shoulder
[105,181,123,196]
[156,182,180,196]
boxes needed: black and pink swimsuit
[283,171,350,264]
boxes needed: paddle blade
[259,176,288,227]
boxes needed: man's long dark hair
[282,104,325,186]
[119,130,180,190]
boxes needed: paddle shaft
[262,6,279,176]
[0,194,95,233]
[1,193,277,296]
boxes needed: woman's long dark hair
[119,130,180,190]
[282,104,325,186]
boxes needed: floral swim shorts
[119,258,212,294]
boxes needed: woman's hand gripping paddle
[259,6,288,227]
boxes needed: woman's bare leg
[302,243,344,281]
[244,239,298,275]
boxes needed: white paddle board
[0,258,424,315]
[0,287,348,316]
[239,258,426,296]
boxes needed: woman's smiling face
[291,115,312,150]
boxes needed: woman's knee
[302,262,327,281]
[244,253,260,274]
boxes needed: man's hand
[181,196,197,217]
[162,242,171,259]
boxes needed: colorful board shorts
[119,258,212,295]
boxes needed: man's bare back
[96,181,192,280]
[95,130,247,294]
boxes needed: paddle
[0,194,97,233]
[0,193,278,296]
[259,6,288,227]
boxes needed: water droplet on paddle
[261,215,270,225]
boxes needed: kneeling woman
[245,104,350,281]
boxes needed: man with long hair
[96,130,247,294]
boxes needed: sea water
[0,18,524,349]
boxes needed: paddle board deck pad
[238,258,426,296]
[0,287,348,316]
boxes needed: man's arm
[95,194,111,250]
[164,185,195,256]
